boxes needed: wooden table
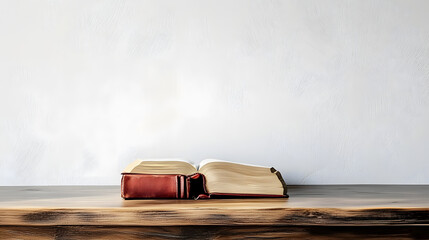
[1,185,429,239]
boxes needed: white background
[1,0,429,185]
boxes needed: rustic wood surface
[0,185,429,227]
[1,226,429,240]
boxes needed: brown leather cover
[121,174,186,199]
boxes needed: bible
[121,159,288,199]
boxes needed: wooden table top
[1,185,429,226]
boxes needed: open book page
[198,159,285,195]
[198,159,269,170]
[122,159,197,175]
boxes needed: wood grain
[1,226,429,240]
[0,185,428,227]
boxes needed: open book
[121,159,288,199]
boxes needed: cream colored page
[122,159,144,173]
[122,159,197,175]
[198,159,268,170]
[199,161,284,195]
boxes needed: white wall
[1,0,429,185]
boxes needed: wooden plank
[1,226,429,239]
[1,185,429,208]
[1,207,429,226]
[0,185,428,226]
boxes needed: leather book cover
[121,173,208,199]
[121,174,187,199]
